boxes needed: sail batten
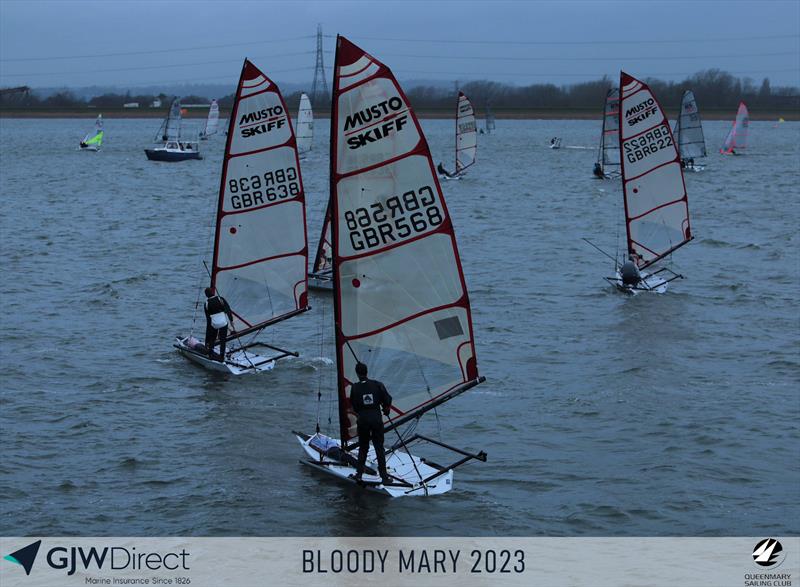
[210,59,309,339]
[455,92,477,173]
[674,90,706,160]
[330,36,481,445]
[619,72,691,270]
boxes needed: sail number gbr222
[227,166,300,210]
[345,185,444,252]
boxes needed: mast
[209,59,310,342]
[619,71,691,270]
[330,36,482,446]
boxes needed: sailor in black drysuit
[204,287,233,361]
[349,362,393,484]
[593,162,604,179]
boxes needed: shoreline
[1,108,797,121]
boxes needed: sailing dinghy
[296,93,313,157]
[308,205,333,291]
[438,91,477,180]
[295,36,487,497]
[720,101,749,155]
[175,59,310,374]
[605,72,692,295]
[79,114,104,151]
[484,102,496,134]
[145,98,201,161]
[199,99,219,140]
[672,90,707,171]
[594,88,620,179]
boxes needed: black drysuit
[204,295,232,361]
[349,378,393,480]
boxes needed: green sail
[85,130,104,146]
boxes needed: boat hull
[79,145,99,152]
[608,269,670,295]
[296,433,453,497]
[174,337,276,375]
[145,149,202,162]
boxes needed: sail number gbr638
[227,166,300,210]
[345,185,444,252]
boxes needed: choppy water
[1,116,798,537]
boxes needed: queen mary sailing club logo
[752,538,786,568]
[4,540,42,575]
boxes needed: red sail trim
[335,138,431,180]
[627,197,689,223]
[618,71,689,260]
[341,296,469,342]
[219,196,302,218]
[330,36,480,443]
[215,249,306,272]
[338,220,454,263]
[623,159,677,183]
[210,57,309,310]
[227,136,298,159]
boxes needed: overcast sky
[1,0,798,91]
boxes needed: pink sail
[619,71,692,269]
[330,36,482,443]
[720,101,749,154]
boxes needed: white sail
[204,99,219,137]
[674,90,706,160]
[599,88,621,169]
[455,91,477,173]
[161,98,182,141]
[619,72,692,269]
[485,103,496,133]
[296,93,314,154]
[720,101,749,154]
[211,59,309,337]
[331,36,482,444]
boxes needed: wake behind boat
[79,114,104,151]
[438,91,477,180]
[296,36,487,497]
[602,72,692,295]
[174,59,311,374]
[145,98,201,161]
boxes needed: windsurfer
[349,362,392,484]
[204,287,233,361]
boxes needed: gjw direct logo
[4,540,41,575]
[4,540,190,576]
[752,538,785,568]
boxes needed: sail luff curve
[455,91,477,173]
[619,71,691,270]
[330,36,481,444]
[720,101,749,154]
[209,59,309,340]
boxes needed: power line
[333,33,800,46]
[391,67,800,79]
[0,51,315,78]
[0,35,314,63]
[378,51,798,62]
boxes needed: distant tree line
[2,69,798,112]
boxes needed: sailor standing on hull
[349,363,393,484]
[204,287,233,361]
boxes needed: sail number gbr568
[227,166,300,210]
[345,185,444,252]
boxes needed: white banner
[1,537,797,587]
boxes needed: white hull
[608,268,670,295]
[174,337,276,375]
[438,173,463,181]
[296,433,453,497]
[79,145,99,152]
